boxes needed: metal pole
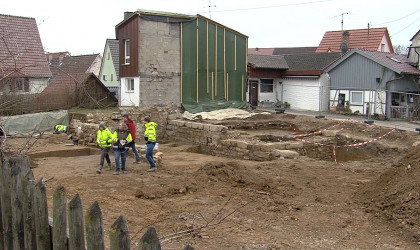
[316,85,325,118]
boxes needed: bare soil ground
[7,112,420,249]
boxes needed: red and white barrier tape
[292,121,344,138]
[292,118,396,165]
[336,128,395,148]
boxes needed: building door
[249,80,258,107]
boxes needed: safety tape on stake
[336,128,396,148]
[296,128,395,148]
[292,121,344,138]
[332,146,344,166]
[293,119,396,166]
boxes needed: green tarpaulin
[181,17,248,113]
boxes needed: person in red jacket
[123,114,141,163]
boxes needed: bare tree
[393,44,409,55]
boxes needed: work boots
[107,162,112,170]
[97,165,102,174]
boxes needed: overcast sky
[2,0,419,55]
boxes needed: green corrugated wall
[181,17,248,113]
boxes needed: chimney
[340,31,350,55]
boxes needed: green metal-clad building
[116,10,248,113]
[181,15,248,113]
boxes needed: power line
[372,8,420,26]
[391,16,420,37]
[190,0,332,15]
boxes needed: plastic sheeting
[1,110,69,136]
[182,108,269,120]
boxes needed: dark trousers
[99,146,111,168]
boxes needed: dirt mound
[194,161,271,190]
[355,145,420,241]
[134,161,274,200]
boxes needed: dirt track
[11,112,420,249]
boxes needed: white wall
[30,78,49,94]
[120,77,140,107]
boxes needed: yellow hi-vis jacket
[144,122,157,143]
[96,128,113,148]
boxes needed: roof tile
[0,14,51,77]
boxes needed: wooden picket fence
[0,155,162,250]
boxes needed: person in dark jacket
[123,114,141,163]
[111,123,132,175]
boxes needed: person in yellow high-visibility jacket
[54,124,67,134]
[96,122,113,174]
[144,116,157,172]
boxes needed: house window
[111,74,114,81]
[126,78,134,92]
[260,79,273,93]
[103,75,107,81]
[124,39,130,64]
[13,78,29,92]
[107,52,111,60]
[381,44,385,52]
[351,91,363,105]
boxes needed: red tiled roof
[316,28,393,53]
[248,48,275,55]
[48,54,101,79]
[43,73,90,94]
[0,14,51,77]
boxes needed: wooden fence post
[34,178,52,250]
[85,201,105,250]
[22,170,36,250]
[0,165,3,250]
[138,227,161,250]
[53,185,67,250]
[68,194,85,250]
[10,157,27,250]
[0,158,13,249]
[109,215,130,250]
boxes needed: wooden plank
[34,178,52,250]
[68,194,85,250]
[138,227,161,250]
[53,185,67,250]
[22,170,36,250]
[85,201,105,250]
[0,158,13,249]
[109,215,130,250]
[10,158,25,250]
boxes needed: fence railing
[0,155,165,250]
